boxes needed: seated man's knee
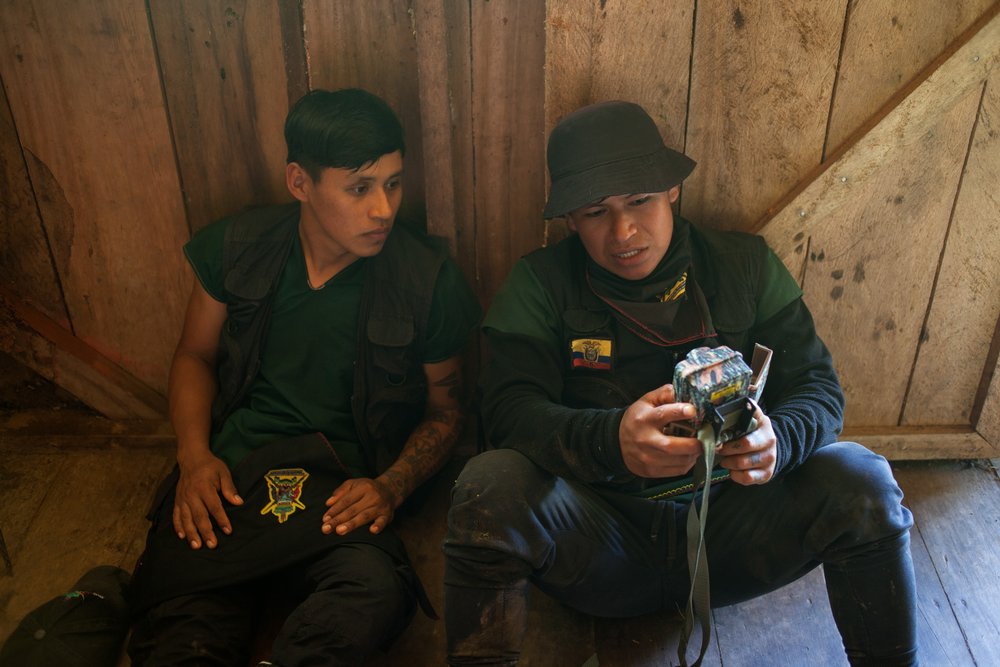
[447,449,549,536]
[804,442,913,541]
[445,449,549,582]
[451,449,544,504]
[128,591,254,666]
[273,546,413,662]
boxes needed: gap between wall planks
[303,0,428,230]
[0,77,66,326]
[906,77,1000,426]
[824,0,997,158]
[147,0,294,235]
[682,0,848,232]
[470,0,548,307]
[758,10,1000,440]
[0,0,191,392]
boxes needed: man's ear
[565,216,578,233]
[668,185,681,204]
[286,162,310,202]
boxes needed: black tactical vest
[524,221,768,411]
[210,203,448,474]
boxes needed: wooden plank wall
[0,0,998,456]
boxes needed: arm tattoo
[432,370,462,400]
[377,407,464,507]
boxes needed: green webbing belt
[678,423,717,667]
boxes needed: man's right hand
[172,452,243,550]
[619,384,702,478]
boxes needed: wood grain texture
[978,353,1000,446]
[759,15,1000,427]
[904,76,1000,425]
[0,410,173,450]
[800,89,980,425]
[520,590,595,667]
[0,80,67,325]
[0,447,174,640]
[302,0,427,227]
[545,0,693,143]
[471,0,547,307]
[906,521,976,666]
[683,0,847,231]
[895,460,1000,666]
[713,568,843,666]
[148,0,293,233]
[0,288,168,419]
[759,11,1000,275]
[413,0,475,275]
[842,427,999,460]
[594,609,718,667]
[0,0,190,393]
[826,0,996,155]
[0,450,64,574]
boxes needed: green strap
[678,424,717,667]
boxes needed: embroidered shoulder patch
[660,272,687,302]
[570,338,613,370]
[260,468,309,523]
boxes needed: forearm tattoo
[379,406,464,506]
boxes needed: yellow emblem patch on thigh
[260,468,309,523]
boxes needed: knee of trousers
[797,442,914,552]
[276,551,413,654]
[443,449,551,578]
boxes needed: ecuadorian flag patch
[570,338,613,370]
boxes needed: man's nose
[370,188,393,220]
[610,211,636,242]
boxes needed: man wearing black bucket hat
[444,101,917,666]
[126,88,480,666]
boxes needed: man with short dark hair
[128,88,480,667]
[444,100,917,666]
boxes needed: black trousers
[128,542,415,667]
[443,443,918,666]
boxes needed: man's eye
[582,208,605,218]
[386,179,401,191]
[630,195,651,206]
[350,184,370,195]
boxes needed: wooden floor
[1,422,998,666]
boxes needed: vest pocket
[709,290,755,356]
[368,316,416,383]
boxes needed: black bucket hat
[543,100,696,219]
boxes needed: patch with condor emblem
[260,468,309,523]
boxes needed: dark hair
[284,88,405,180]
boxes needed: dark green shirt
[185,220,481,471]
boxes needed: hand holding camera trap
[666,344,772,445]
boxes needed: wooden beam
[842,426,999,460]
[753,3,1000,242]
[0,287,168,420]
[0,410,173,451]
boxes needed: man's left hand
[321,478,397,536]
[717,405,777,485]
